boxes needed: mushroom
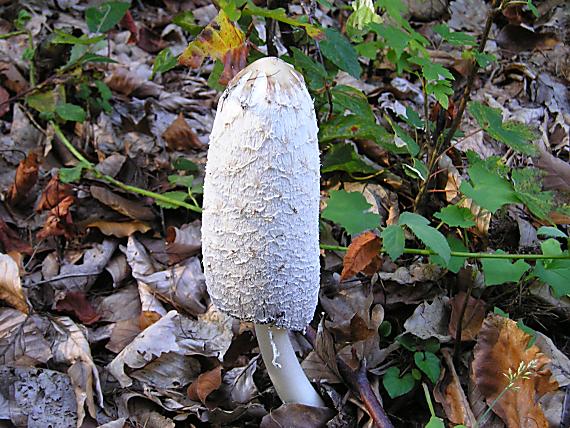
[202,57,324,407]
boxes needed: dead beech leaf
[434,348,478,426]
[0,219,32,255]
[448,292,486,341]
[106,318,141,353]
[85,219,150,237]
[139,310,162,330]
[0,253,29,313]
[536,148,570,192]
[178,9,248,84]
[0,61,29,93]
[162,113,204,151]
[36,195,75,240]
[0,308,52,365]
[187,366,222,404]
[472,314,559,427]
[55,291,101,325]
[90,186,155,222]
[36,175,73,212]
[340,231,382,281]
[6,152,39,206]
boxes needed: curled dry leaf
[0,308,52,365]
[6,152,39,206]
[434,348,478,427]
[0,219,32,255]
[404,296,452,342]
[54,291,101,325]
[36,175,73,212]
[139,310,162,329]
[85,219,151,237]
[0,253,29,313]
[36,195,75,240]
[187,366,223,404]
[165,220,202,263]
[340,231,382,281]
[536,147,570,192]
[162,113,204,151]
[472,314,559,427]
[178,9,249,84]
[448,292,486,341]
[90,186,156,222]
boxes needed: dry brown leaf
[106,318,141,353]
[6,152,39,206]
[260,403,334,428]
[85,219,150,237]
[0,85,8,117]
[55,291,101,325]
[187,366,223,404]
[0,308,52,365]
[0,253,29,313]
[139,310,162,330]
[36,175,73,212]
[448,292,486,341]
[434,348,478,426]
[162,113,204,151]
[340,231,382,281]
[472,314,559,427]
[90,186,155,222]
[0,219,33,255]
[0,61,29,93]
[536,148,570,192]
[37,195,75,240]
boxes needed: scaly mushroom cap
[202,57,320,331]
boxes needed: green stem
[319,244,570,260]
[0,30,26,40]
[475,386,510,428]
[51,121,202,213]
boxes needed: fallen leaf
[90,186,156,222]
[0,219,33,255]
[139,310,161,329]
[340,231,382,281]
[0,61,29,93]
[55,291,101,325]
[187,366,222,404]
[132,352,201,389]
[0,85,9,117]
[36,175,73,212]
[302,320,342,384]
[85,219,151,237]
[0,253,29,313]
[106,318,141,353]
[165,220,202,262]
[404,296,452,342]
[162,113,204,151]
[36,195,75,240]
[260,403,334,428]
[536,148,570,192]
[448,292,486,341]
[434,348,478,426]
[178,9,249,84]
[472,314,559,427]
[6,152,39,206]
[119,10,138,43]
[0,308,52,365]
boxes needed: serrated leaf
[381,225,405,260]
[400,106,424,129]
[383,367,415,398]
[536,226,567,239]
[430,235,467,274]
[410,56,454,81]
[155,191,188,209]
[291,47,328,91]
[368,23,411,59]
[433,24,476,46]
[320,28,362,78]
[172,11,202,35]
[392,122,419,156]
[322,143,377,174]
[321,190,380,235]
[481,251,531,286]
[434,205,476,228]
[399,212,451,263]
[55,103,86,122]
[331,85,375,122]
[512,168,553,220]
[473,51,496,68]
[59,164,85,183]
[85,1,130,33]
[468,101,537,155]
[533,239,570,297]
[414,351,441,383]
[152,48,178,79]
[460,163,519,213]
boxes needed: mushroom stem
[255,323,324,407]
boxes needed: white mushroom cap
[202,57,320,331]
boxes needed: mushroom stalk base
[254,323,324,407]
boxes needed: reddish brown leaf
[162,113,204,151]
[6,153,39,206]
[120,10,138,44]
[139,311,162,330]
[36,176,73,212]
[187,366,222,404]
[472,314,558,427]
[55,291,101,325]
[448,292,486,341]
[36,195,75,240]
[0,61,29,93]
[340,231,382,281]
[0,220,32,255]
[0,85,9,118]
[136,26,168,53]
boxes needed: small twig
[50,121,202,213]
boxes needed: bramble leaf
[434,205,476,228]
[381,225,405,260]
[321,190,380,235]
[433,24,476,46]
[399,212,451,263]
[481,251,531,286]
[460,163,519,213]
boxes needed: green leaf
[291,47,328,91]
[398,212,451,263]
[537,226,567,239]
[434,205,476,228]
[207,59,226,91]
[346,0,381,40]
[331,85,375,122]
[527,0,539,17]
[59,164,86,183]
[355,41,380,59]
[426,79,454,109]
[219,0,246,21]
[243,2,323,39]
[321,190,380,235]
[376,0,408,27]
[173,157,199,173]
[517,319,537,349]
[368,23,411,60]
[391,122,419,156]
[383,367,416,398]
[319,115,399,152]
[512,168,553,220]
[400,106,424,129]
[481,250,531,286]
[468,101,537,155]
[414,351,440,383]
[86,1,130,33]
[172,11,202,35]
[433,24,476,46]
[26,90,58,114]
[320,28,362,78]
[50,30,106,45]
[410,56,454,81]
[322,143,377,174]
[426,416,446,428]
[381,225,405,260]
[152,48,178,79]
[403,158,429,182]
[55,103,86,122]
[430,235,467,274]
[472,51,496,68]
[460,163,519,213]
[533,239,570,297]
[155,191,189,209]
